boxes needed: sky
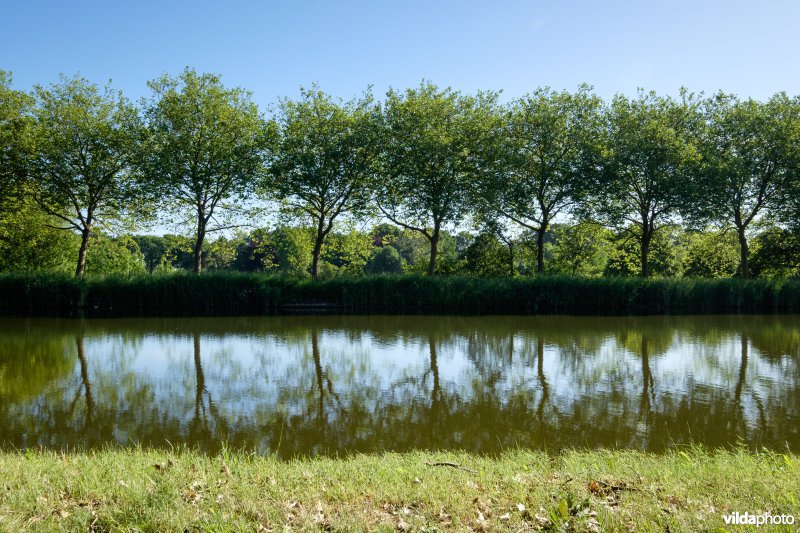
[3,0,800,107]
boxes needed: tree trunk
[429,336,440,403]
[537,337,544,376]
[75,227,91,277]
[194,209,206,274]
[427,224,440,276]
[737,225,749,279]
[535,225,547,274]
[311,217,325,280]
[508,242,515,277]
[640,240,650,278]
[640,222,652,278]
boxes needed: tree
[319,228,374,277]
[462,232,512,277]
[27,75,144,276]
[604,225,684,278]
[682,230,739,278]
[369,223,402,247]
[783,128,800,238]
[547,221,612,277]
[232,226,313,275]
[131,233,195,272]
[269,88,378,279]
[377,82,499,275]
[1,75,75,273]
[365,245,404,274]
[0,70,32,216]
[468,217,520,276]
[203,235,239,271]
[480,86,603,274]
[593,90,701,277]
[85,234,146,275]
[132,234,169,272]
[0,196,77,273]
[143,68,269,273]
[749,226,800,278]
[698,93,800,278]
[380,227,429,268]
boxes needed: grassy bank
[0,448,797,531]
[1,272,799,316]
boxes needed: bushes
[365,246,404,275]
[0,273,799,317]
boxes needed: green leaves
[697,92,800,276]
[144,68,267,208]
[0,71,33,208]
[591,90,703,276]
[477,85,604,273]
[379,83,498,228]
[3,69,800,280]
[142,68,269,272]
[25,75,146,275]
[377,82,500,274]
[31,75,144,214]
[268,87,379,278]
[270,87,377,210]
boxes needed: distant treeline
[5,222,798,281]
[1,68,799,280]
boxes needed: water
[1,315,798,457]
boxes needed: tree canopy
[1,69,799,280]
[698,92,800,277]
[377,82,499,275]
[269,88,378,279]
[479,85,604,274]
[26,76,144,276]
[0,71,32,213]
[143,68,269,273]
[591,90,702,277]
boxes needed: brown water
[1,315,798,457]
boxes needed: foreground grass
[1,272,799,316]
[1,448,798,531]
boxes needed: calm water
[1,315,799,457]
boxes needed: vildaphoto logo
[722,511,795,526]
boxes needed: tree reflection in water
[75,335,94,429]
[0,315,798,456]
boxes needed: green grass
[0,447,798,531]
[1,272,799,316]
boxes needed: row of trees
[1,68,799,278]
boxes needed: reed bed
[0,272,798,316]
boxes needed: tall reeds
[0,273,797,317]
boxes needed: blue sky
[3,0,800,106]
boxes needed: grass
[2,272,800,317]
[0,447,798,531]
